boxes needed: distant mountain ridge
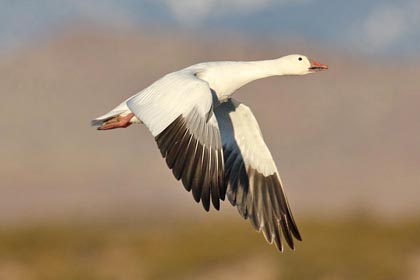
[0,29,419,224]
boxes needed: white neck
[241,58,288,78]
[197,58,289,99]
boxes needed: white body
[95,55,315,131]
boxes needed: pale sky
[1,0,420,55]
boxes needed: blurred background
[1,1,419,279]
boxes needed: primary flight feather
[92,54,328,251]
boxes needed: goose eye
[298,57,302,61]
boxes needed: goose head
[278,54,328,75]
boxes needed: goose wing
[214,98,301,251]
[127,71,224,211]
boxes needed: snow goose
[92,54,328,251]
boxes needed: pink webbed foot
[98,113,135,130]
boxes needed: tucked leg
[98,113,135,130]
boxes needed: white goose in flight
[92,55,328,251]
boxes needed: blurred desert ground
[0,27,419,279]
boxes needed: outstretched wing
[127,71,224,211]
[214,98,301,251]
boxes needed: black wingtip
[212,201,220,211]
[295,231,303,242]
[202,201,210,212]
[155,114,225,213]
[291,218,303,241]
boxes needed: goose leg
[98,113,135,130]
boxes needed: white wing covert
[214,98,301,251]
